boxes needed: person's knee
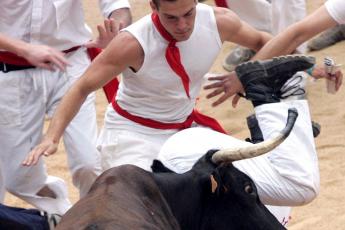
[300,180,320,205]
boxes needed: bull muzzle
[212,108,298,163]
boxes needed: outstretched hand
[204,71,244,107]
[85,18,123,49]
[22,136,58,166]
[21,44,69,71]
[312,65,343,92]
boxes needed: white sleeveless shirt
[105,3,222,133]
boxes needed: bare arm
[23,32,144,165]
[253,6,338,60]
[205,5,342,107]
[215,7,272,52]
[203,7,272,107]
[0,33,68,71]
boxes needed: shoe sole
[235,55,315,76]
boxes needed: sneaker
[308,25,345,51]
[280,72,307,100]
[235,55,315,106]
[223,46,255,72]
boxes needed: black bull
[56,150,285,230]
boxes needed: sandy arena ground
[5,0,345,229]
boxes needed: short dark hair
[152,0,178,9]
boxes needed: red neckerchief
[214,0,229,8]
[151,12,191,99]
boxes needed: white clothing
[325,0,345,24]
[227,0,307,52]
[0,0,130,51]
[0,48,101,214]
[158,100,319,224]
[97,3,222,169]
[118,3,221,125]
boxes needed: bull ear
[151,160,174,173]
[209,170,228,195]
[210,174,218,193]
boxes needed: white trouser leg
[63,94,101,198]
[46,48,102,198]
[0,70,71,215]
[97,127,173,172]
[227,0,272,32]
[234,100,320,206]
[158,100,319,220]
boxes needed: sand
[5,0,345,228]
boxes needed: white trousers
[228,0,307,52]
[157,100,320,225]
[0,48,101,214]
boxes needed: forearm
[252,27,304,60]
[45,84,88,144]
[0,33,29,57]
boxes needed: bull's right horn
[212,108,298,164]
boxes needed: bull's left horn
[212,108,298,164]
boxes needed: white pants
[228,0,307,52]
[157,100,320,225]
[0,48,101,214]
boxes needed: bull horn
[212,108,298,164]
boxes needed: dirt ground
[5,0,345,229]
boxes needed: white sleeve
[325,0,345,24]
[99,0,131,18]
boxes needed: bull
[56,109,298,230]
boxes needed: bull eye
[244,184,254,194]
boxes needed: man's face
[151,0,197,41]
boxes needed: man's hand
[21,44,69,71]
[22,136,58,166]
[204,72,244,107]
[311,66,343,92]
[85,19,122,49]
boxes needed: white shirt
[0,0,130,50]
[104,3,222,134]
[325,0,345,24]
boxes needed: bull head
[212,108,298,163]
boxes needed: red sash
[113,100,226,133]
[107,13,227,134]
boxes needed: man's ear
[150,0,158,12]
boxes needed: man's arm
[205,5,342,107]
[23,32,144,166]
[253,6,338,60]
[0,33,68,71]
[202,7,272,107]
[215,7,272,52]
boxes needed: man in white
[0,0,131,216]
